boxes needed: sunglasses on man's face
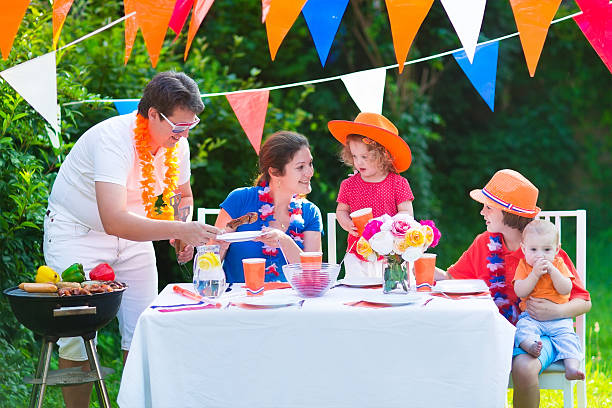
[159,111,200,133]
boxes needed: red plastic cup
[350,208,373,236]
[414,253,436,292]
[243,258,265,296]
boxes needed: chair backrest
[536,210,587,353]
[327,213,338,264]
[197,208,220,224]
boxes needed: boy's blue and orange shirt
[448,232,590,307]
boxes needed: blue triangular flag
[114,100,139,115]
[302,0,349,67]
[452,41,499,112]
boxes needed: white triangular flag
[440,0,487,63]
[340,67,386,114]
[0,52,59,133]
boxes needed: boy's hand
[532,259,549,277]
[542,259,561,276]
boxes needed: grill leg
[84,337,111,408]
[29,338,54,408]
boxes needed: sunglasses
[159,111,200,133]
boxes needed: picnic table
[117,283,515,408]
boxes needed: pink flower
[419,220,441,247]
[390,220,410,237]
[363,219,383,240]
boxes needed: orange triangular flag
[226,90,270,155]
[52,0,75,48]
[0,0,31,59]
[265,0,307,60]
[509,0,562,77]
[184,0,215,61]
[133,0,176,67]
[385,0,434,73]
[124,0,139,65]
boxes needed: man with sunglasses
[43,71,218,408]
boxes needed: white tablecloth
[118,283,515,408]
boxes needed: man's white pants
[43,210,158,361]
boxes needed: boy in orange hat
[328,112,414,279]
[436,169,590,407]
[514,219,584,380]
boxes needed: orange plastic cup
[243,258,266,296]
[300,251,323,272]
[350,208,373,236]
[414,253,436,292]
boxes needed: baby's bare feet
[565,368,585,380]
[520,340,542,357]
[564,359,585,380]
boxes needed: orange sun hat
[328,112,412,173]
[469,169,541,218]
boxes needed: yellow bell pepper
[35,265,60,284]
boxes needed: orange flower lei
[134,114,179,220]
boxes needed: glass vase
[383,258,409,294]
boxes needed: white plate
[432,279,489,294]
[337,277,382,288]
[233,294,302,307]
[359,292,424,306]
[216,230,263,242]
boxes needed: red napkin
[157,304,221,312]
[430,291,490,300]
[344,301,390,308]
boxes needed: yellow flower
[423,225,434,246]
[393,238,410,253]
[406,228,425,247]
[356,236,374,259]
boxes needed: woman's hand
[255,226,288,247]
[525,297,591,321]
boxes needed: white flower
[370,231,394,255]
[401,246,424,262]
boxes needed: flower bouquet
[355,214,441,293]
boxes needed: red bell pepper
[89,263,115,281]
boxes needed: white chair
[327,213,339,264]
[509,210,587,408]
[197,208,220,224]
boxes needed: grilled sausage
[226,212,258,229]
[21,283,58,293]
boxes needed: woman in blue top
[214,131,323,282]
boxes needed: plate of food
[216,230,264,243]
[432,279,489,294]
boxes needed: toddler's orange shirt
[513,257,574,311]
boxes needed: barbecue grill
[3,286,126,408]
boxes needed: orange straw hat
[328,112,412,173]
[469,169,541,218]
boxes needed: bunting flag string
[226,90,270,154]
[266,0,308,60]
[440,0,487,64]
[574,0,612,73]
[302,0,349,67]
[184,0,215,61]
[340,68,387,114]
[509,0,562,77]
[169,0,194,37]
[453,41,499,112]
[52,0,75,48]
[0,0,30,60]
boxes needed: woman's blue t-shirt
[220,186,323,283]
